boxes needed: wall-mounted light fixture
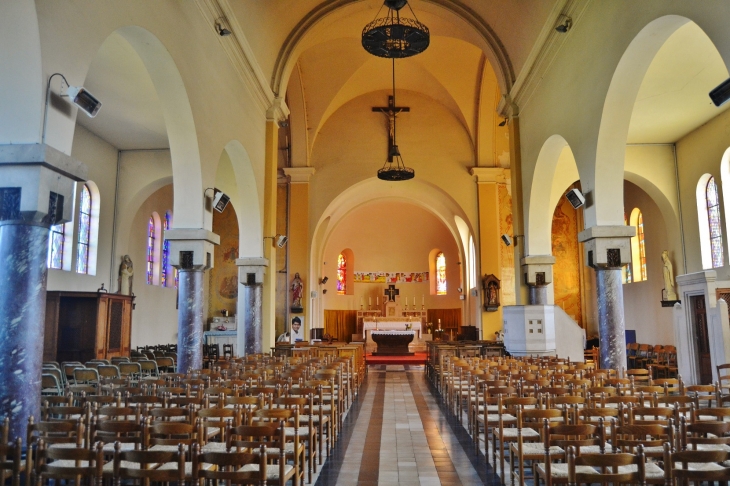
[565,188,586,209]
[263,234,288,248]
[498,117,508,127]
[320,276,329,285]
[555,15,572,33]
[216,18,232,36]
[42,73,103,143]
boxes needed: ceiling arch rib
[272,0,513,100]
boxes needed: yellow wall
[288,182,311,333]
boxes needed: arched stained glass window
[637,211,647,280]
[147,216,155,285]
[337,253,346,295]
[707,176,724,268]
[623,213,632,284]
[49,223,65,269]
[161,211,171,287]
[75,184,91,274]
[436,252,447,295]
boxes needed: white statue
[662,250,677,301]
[118,255,134,295]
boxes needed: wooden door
[691,295,713,385]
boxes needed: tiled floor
[314,365,501,485]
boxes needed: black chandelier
[377,58,415,181]
[362,0,430,59]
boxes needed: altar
[371,330,415,356]
[362,318,422,340]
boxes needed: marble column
[166,229,219,374]
[522,255,556,305]
[0,222,50,441]
[176,269,205,372]
[578,225,635,374]
[236,258,268,356]
[0,144,87,442]
[596,268,626,371]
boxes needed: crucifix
[384,284,399,302]
[372,95,410,161]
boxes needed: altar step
[363,341,427,354]
[365,352,427,365]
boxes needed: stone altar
[371,330,415,356]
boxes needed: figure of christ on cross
[372,95,410,162]
[384,284,399,302]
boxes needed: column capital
[166,229,219,271]
[520,254,556,285]
[283,167,316,183]
[236,257,269,285]
[578,225,636,269]
[470,167,510,184]
[266,96,290,123]
[0,143,88,224]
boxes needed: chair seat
[501,427,540,438]
[617,463,665,479]
[101,442,137,452]
[535,463,597,478]
[201,442,228,452]
[238,463,295,480]
[512,443,563,456]
[479,413,516,424]
[676,462,727,471]
[284,426,314,436]
[157,461,213,476]
[149,444,190,452]
[102,460,141,473]
[693,444,730,452]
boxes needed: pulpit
[371,330,415,356]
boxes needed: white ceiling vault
[75,1,730,157]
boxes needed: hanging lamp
[362,0,430,59]
[377,58,415,181]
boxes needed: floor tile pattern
[314,365,500,485]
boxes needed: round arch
[109,26,203,229]
[592,15,726,230]
[219,140,262,257]
[526,134,575,255]
[309,177,476,326]
[0,2,43,145]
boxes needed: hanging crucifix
[372,95,410,161]
[384,284,400,302]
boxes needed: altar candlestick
[369,297,372,306]
[413,297,416,306]
[377,296,379,306]
[422,294,424,305]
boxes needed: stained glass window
[436,252,447,295]
[623,213,632,284]
[707,176,724,268]
[147,216,155,285]
[161,212,171,287]
[49,223,65,269]
[75,184,91,274]
[637,211,647,281]
[337,253,346,294]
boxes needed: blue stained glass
[76,185,91,274]
[49,225,64,269]
[147,216,155,285]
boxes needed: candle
[413,297,416,306]
[377,296,379,306]
[369,297,372,306]
[422,294,425,305]
[360,298,363,306]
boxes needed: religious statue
[290,272,303,311]
[662,250,678,301]
[118,255,134,295]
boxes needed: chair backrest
[568,446,646,484]
[667,448,730,483]
[41,373,63,395]
[36,440,104,481]
[114,443,186,482]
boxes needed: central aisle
[315,365,498,486]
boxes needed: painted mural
[207,203,239,320]
[552,189,583,327]
[498,184,516,305]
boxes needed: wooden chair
[0,438,23,486]
[680,415,730,452]
[194,445,270,485]
[112,442,186,485]
[664,447,730,484]
[566,445,648,485]
[494,396,538,483]
[34,440,104,486]
[197,406,236,443]
[534,422,606,486]
[228,422,300,486]
[509,407,565,486]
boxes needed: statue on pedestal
[662,250,678,301]
[118,255,134,295]
[290,272,303,312]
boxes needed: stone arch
[109,26,203,229]
[217,140,262,258]
[271,0,513,100]
[592,15,726,229]
[0,1,43,145]
[526,135,576,255]
[309,177,475,326]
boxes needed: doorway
[690,295,713,385]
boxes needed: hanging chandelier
[377,58,415,181]
[362,0,430,59]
